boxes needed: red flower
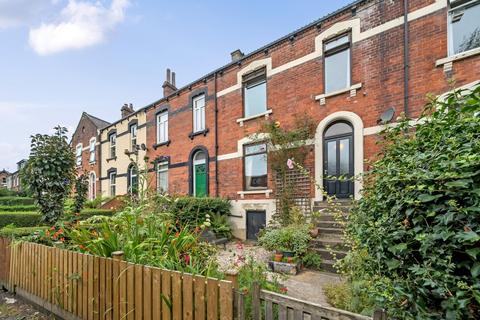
[280,287,288,294]
[60,238,65,242]
[184,254,191,265]
[50,226,55,231]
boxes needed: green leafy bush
[0,212,42,228]
[0,204,37,212]
[155,195,231,227]
[210,213,233,239]
[0,189,19,197]
[342,86,480,318]
[301,251,323,270]
[84,196,112,209]
[0,197,34,206]
[258,224,311,255]
[73,174,88,213]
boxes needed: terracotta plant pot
[287,257,294,264]
[309,228,319,238]
[274,253,283,262]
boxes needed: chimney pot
[163,68,177,97]
[231,49,244,62]
[172,72,176,86]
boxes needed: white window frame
[128,165,138,194]
[109,172,116,196]
[130,124,138,151]
[157,111,169,144]
[109,133,116,158]
[75,144,82,166]
[193,94,206,133]
[157,161,169,193]
[447,0,480,56]
[89,138,96,163]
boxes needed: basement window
[448,0,480,55]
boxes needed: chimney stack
[230,49,244,62]
[163,68,177,97]
[121,103,134,118]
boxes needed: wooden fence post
[225,270,238,290]
[373,309,387,320]
[251,282,261,320]
[112,251,124,261]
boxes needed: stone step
[314,214,348,222]
[313,207,351,215]
[316,220,344,229]
[313,200,352,207]
[313,247,347,261]
[320,259,337,273]
[317,227,344,235]
[310,236,348,251]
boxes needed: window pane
[325,48,350,93]
[158,113,168,143]
[245,153,267,190]
[327,141,337,176]
[244,80,267,117]
[325,35,349,51]
[158,164,168,193]
[193,95,206,132]
[324,122,352,137]
[245,143,267,155]
[449,2,480,55]
[339,139,350,175]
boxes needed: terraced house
[86,0,479,239]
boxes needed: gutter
[403,0,410,117]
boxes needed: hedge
[0,197,35,206]
[0,226,48,238]
[0,212,41,228]
[0,209,114,228]
[156,196,231,227]
[0,204,38,212]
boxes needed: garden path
[216,241,343,307]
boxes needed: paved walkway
[282,270,343,306]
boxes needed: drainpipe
[403,0,410,117]
[214,72,219,197]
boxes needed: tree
[73,174,88,213]
[21,126,76,224]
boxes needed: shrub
[0,212,42,228]
[301,251,323,270]
[258,224,311,255]
[0,189,19,197]
[0,226,48,238]
[342,86,480,318]
[210,213,233,239]
[84,196,112,209]
[0,197,34,206]
[0,204,37,212]
[155,195,231,227]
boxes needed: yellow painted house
[99,104,148,197]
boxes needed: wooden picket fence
[1,239,234,320]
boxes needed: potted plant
[274,252,283,262]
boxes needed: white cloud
[29,0,130,55]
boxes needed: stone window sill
[236,109,272,127]
[315,83,362,105]
[189,128,209,140]
[106,157,117,162]
[153,140,171,150]
[435,47,480,72]
[237,189,272,199]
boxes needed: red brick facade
[71,112,110,200]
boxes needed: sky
[0,0,352,172]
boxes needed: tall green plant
[341,86,480,319]
[21,126,75,224]
[73,174,88,213]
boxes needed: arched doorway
[323,121,354,198]
[192,150,207,197]
[89,172,96,200]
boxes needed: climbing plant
[257,115,316,226]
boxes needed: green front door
[194,163,207,197]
